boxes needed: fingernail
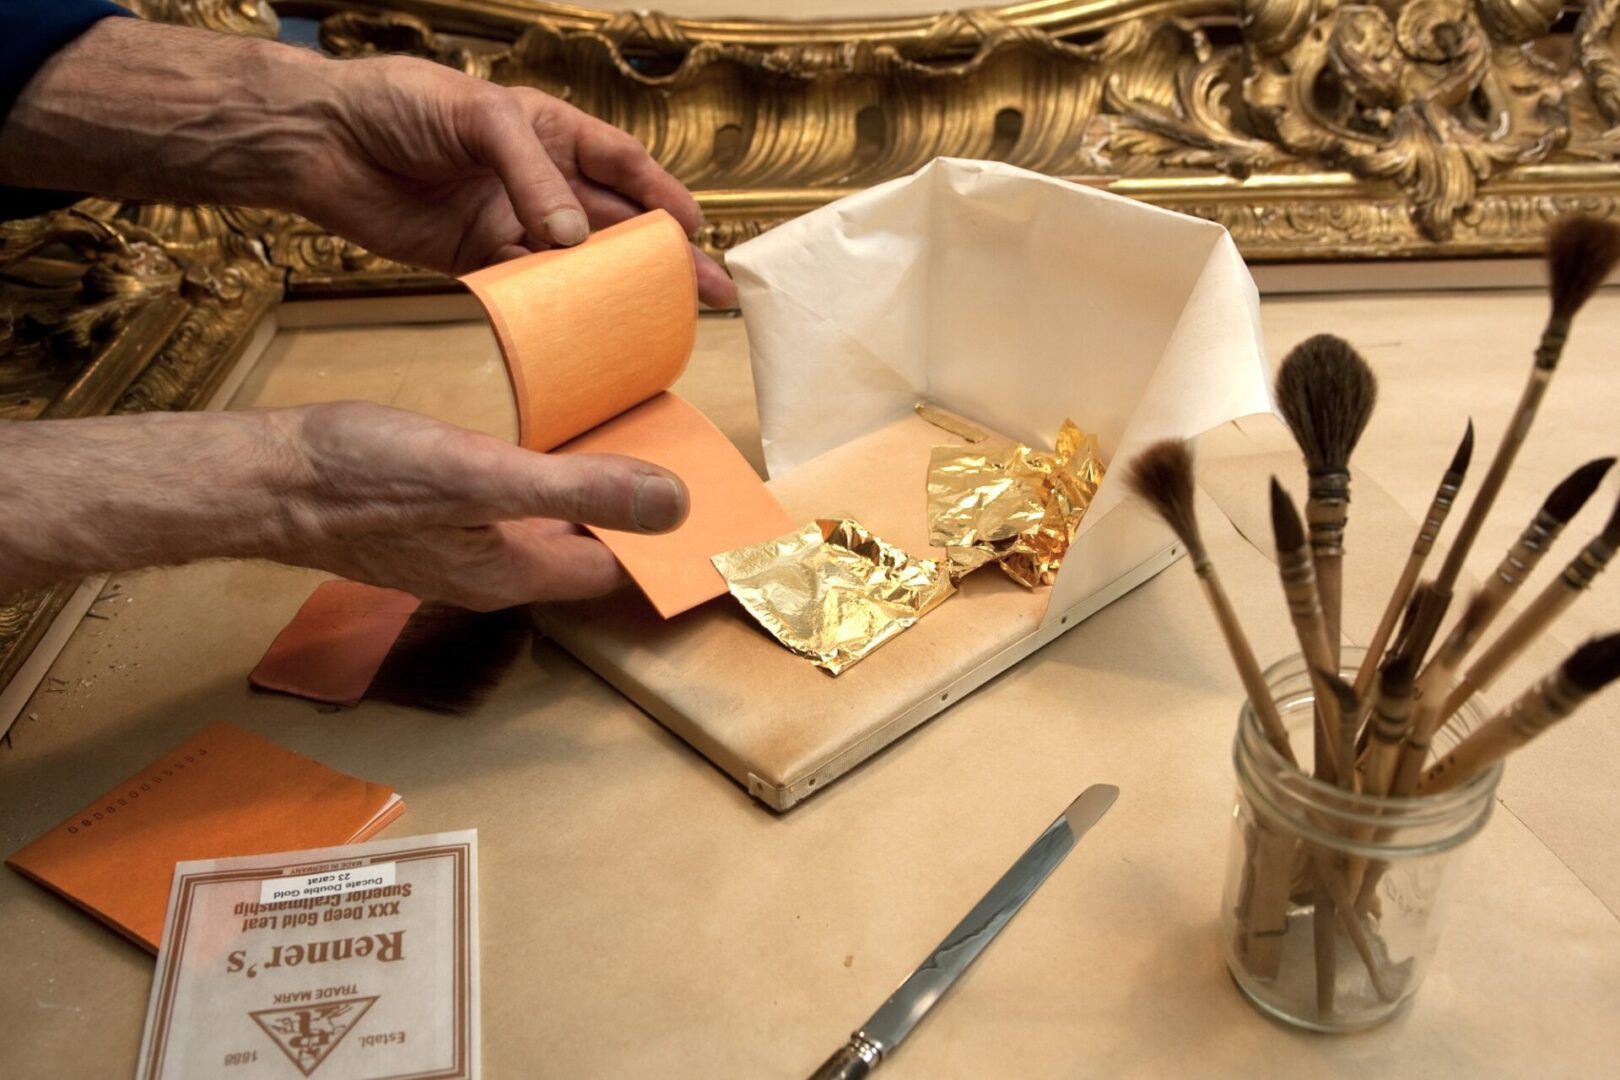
[634,475,687,532]
[545,210,589,247]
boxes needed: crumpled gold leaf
[927,419,1105,587]
[712,519,956,675]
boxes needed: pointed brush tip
[1563,631,1620,694]
[1269,477,1304,553]
[1602,486,1620,546]
[1451,420,1475,475]
[1545,457,1617,524]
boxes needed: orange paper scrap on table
[6,722,403,952]
[249,580,422,705]
[462,209,793,617]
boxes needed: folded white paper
[728,157,1276,623]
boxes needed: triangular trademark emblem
[249,995,378,1077]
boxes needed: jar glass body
[1220,649,1502,1032]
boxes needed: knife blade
[807,783,1119,1080]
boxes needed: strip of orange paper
[463,209,791,616]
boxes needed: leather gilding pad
[462,209,793,618]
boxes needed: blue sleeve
[0,1,134,220]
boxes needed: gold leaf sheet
[711,519,955,675]
[927,420,1104,587]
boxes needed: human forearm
[0,14,737,301]
[0,16,331,212]
[0,410,301,587]
[0,403,688,607]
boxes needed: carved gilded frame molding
[3,0,1619,701]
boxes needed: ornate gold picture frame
[4,0,1619,699]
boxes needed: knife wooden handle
[807,1038,877,1080]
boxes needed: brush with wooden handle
[1379,592,1497,801]
[1269,479,1344,781]
[1359,653,1418,799]
[1351,422,1473,709]
[1438,486,1620,725]
[1399,216,1620,665]
[1269,479,1353,1012]
[1126,440,1295,765]
[1275,335,1378,667]
[1353,595,1494,914]
[1128,442,1298,980]
[1416,457,1612,687]
[1421,633,1620,795]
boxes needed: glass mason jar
[1220,649,1502,1032]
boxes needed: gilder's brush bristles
[1269,477,1305,555]
[1544,457,1616,525]
[1602,487,1620,548]
[1547,215,1620,324]
[1125,438,1295,765]
[1275,334,1379,473]
[1564,632,1620,694]
[1451,420,1474,477]
[1127,439,1202,560]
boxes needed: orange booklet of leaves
[6,722,403,953]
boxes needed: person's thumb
[501,452,690,534]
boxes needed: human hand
[0,404,688,608]
[0,18,737,306]
[301,55,738,306]
[267,401,689,608]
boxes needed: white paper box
[536,158,1274,809]
[728,157,1274,627]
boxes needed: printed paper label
[135,831,478,1079]
[258,862,397,905]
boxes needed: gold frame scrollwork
[3,0,1619,705]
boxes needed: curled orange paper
[463,210,793,618]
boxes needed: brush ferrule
[1507,671,1583,741]
[1496,513,1562,588]
[1306,470,1350,557]
[1563,537,1619,590]
[1535,315,1572,371]
[1416,475,1462,551]
[1371,694,1413,745]
[1279,552,1322,622]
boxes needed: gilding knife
[808,783,1119,1079]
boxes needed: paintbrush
[1272,477,1353,1012]
[1421,633,1620,795]
[1354,584,1431,759]
[1270,479,1342,781]
[1275,334,1378,667]
[1359,653,1418,799]
[1352,592,1496,914]
[1126,440,1295,765]
[1385,593,1499,799]
[1418,456,1612,686]
[1401,216,1620,663]
[1352,422,1473,705]
[1439,486,1620,724]
[1307,668,1361,1013]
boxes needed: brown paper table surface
[3,293,1619,1077]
